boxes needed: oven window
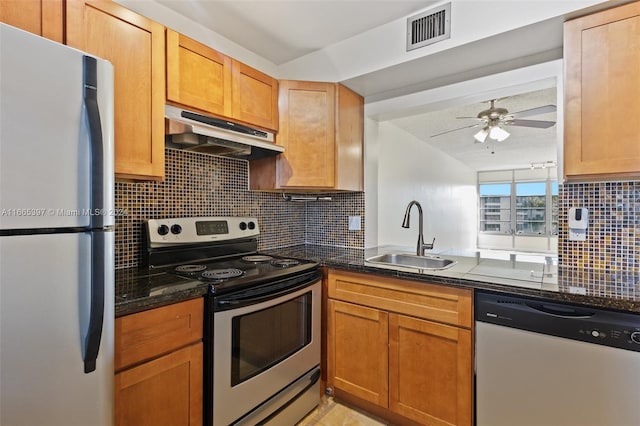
[231,291,312,386]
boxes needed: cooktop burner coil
[202,268,245,281]
[270,259,301,268]
[241,255,274,263]
[175,264,207,273]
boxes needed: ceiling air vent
[406,3,451,51]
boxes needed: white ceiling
[155,0,438,65]
[389,88,558,171]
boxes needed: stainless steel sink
[366,253,456,270]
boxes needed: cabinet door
[335,84,364,191]
[115,342,203,426]
[166,29,232,118]
[0,0,63,42]
[66,0,165,180]
[231,59,278,130]
[564,1,640,179]
[277,80,335,188]
[389,314,472,426]
[327,299,388,407]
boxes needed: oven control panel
[146,216,259,246]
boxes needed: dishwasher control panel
[476,291,640,352]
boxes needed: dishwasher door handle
[525,302,594,318]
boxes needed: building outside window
[479,169,558,239]
[479,184,511,233]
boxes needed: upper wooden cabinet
[249,81,364,191]
[166,29,232,119]
[564,1,640,180]
[67,0,165,180]
[166,30,278,131]
[0,0,63,42]
[230,59,279,130]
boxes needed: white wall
[364,117,379,248]
[375,122,477,250]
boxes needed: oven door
[211,273,321,425]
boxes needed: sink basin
[366,253,456,270]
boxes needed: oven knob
[248,221,256,230]
[157,225,169,236]
[239,222,247,231]
[631,332,640,344]
[171,224,182,235]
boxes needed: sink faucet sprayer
[402,200,435,256]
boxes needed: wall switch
[348,216,361,231]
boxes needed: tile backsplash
[115,148,365,269]
[559,181,640,272]
[116,150,640,273]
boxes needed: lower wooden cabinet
[327,270,473,426]
[115,343,203,426]
[114,298,204,426]
[328,299,388,407]
[389,313,472,426]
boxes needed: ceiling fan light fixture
[489,125,510,142]
[474,127,489,143]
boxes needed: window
[479,184,511,233]
[516,182,546,234]
[479,171,558,237]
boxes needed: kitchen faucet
[402,200,435,256]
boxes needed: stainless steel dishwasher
[475,291,640,426]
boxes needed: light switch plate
[348,216,361,231]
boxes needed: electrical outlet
[348,216,361,231]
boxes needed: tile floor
[297,396,388,426]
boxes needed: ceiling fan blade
[504,119,556,129]
[431,123,482,137]
[455,116,480,119]
[509,104,557,118]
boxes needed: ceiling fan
[431,99,557,143]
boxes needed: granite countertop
[264,244,640,313]
[115,244,640,316]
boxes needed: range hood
[165,105,283,160]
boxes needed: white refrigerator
[0,24,114,425]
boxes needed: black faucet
[402,200,435,256]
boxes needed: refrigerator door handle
[82,56,105,374]
[85,231,106,373]
[83,55,105,229]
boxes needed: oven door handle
[215,272,320,311]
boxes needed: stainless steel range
[143,216,322,426]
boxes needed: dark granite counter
[115,267,209,317]
[115,244,640,316]
[264,244,640,313]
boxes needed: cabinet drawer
[327,270,472,328]
[115,298,204,371]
